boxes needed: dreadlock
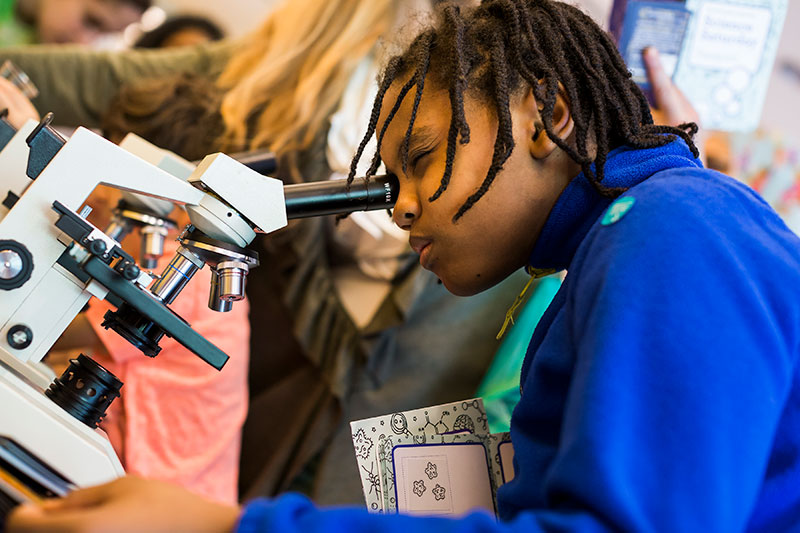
[349,0,698,221]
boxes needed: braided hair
[348,0,698,221]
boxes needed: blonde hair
[216,0,396,176]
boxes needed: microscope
[0,113,396,512]
[104,135,280,271]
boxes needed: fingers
[0,77,40,129]
[5,479,128,532]
[62,478,131,510]
[6,502,86,533]
[40,479,119,514]
[6,503,47,533]
[0,78,28,109]
[643,48,679,114]
[642,47,701,128]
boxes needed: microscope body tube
[147,176,398,312]
[282,175,398,220]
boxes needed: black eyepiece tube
[229,150,277,176]
[195,150,278,175]
[283,175,398,219]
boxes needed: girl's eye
[410,149,433,172]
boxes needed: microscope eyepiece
[282,175,398,219]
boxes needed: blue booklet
[615,0,788,132]
[617,1,691,100]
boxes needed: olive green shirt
[0,40,236,126]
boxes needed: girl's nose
[392,184,421,230]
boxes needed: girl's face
[379,82,576,296]
[37,0,141,45]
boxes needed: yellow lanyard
[495,266,558,340]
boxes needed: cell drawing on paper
[378,436,394,461]
[432,483,446,501]
[353,428,374,460]
[413,480,426,497]
[425,461,438,480]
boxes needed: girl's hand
[6,476,240,533]
[643,47,700,128]
[0,77,40,129]
[643,47,708,163]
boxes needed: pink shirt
[87,239,249,504]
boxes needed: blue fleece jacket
[236,140,800,532]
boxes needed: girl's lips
[409,236,433,268]
[418,242,432,268]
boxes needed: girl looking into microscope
[2,0,533,509]
[9,0,800,531]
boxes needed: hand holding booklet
[613,0,787,132]
[350,398,514,517]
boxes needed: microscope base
[0,360,124,493]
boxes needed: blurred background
[137,0,276,41]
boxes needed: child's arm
[7,476,240,533]
[0,41,234,127]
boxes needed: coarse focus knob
[0,249,22,280]
[0,240,33,290]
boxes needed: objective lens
[140,226,168,269]
[150,247,203,304]
[105,216,132,242]
[215,261,249,302]
[208,270,233,312]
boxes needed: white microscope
[0,113,396,514]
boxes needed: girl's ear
[525,83,575,160]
